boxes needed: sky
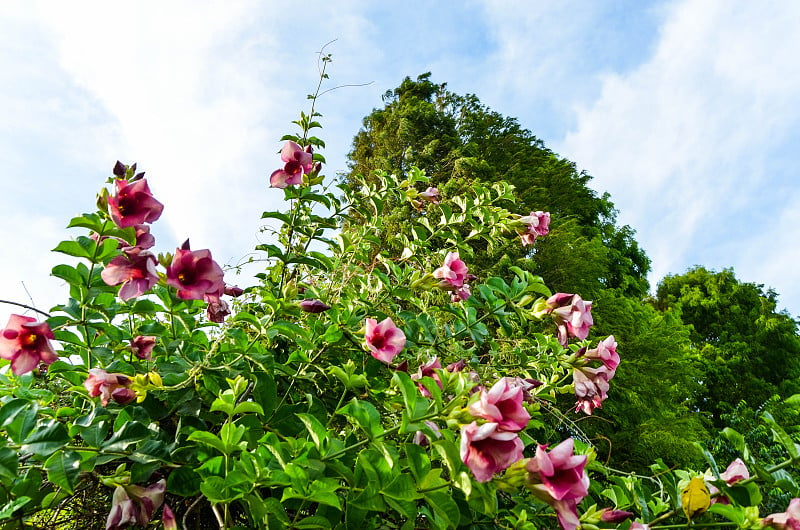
[1,0,799,326]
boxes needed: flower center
[21,332,38,348]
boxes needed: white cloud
[555,0,800,315]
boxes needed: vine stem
[0,299,51,318]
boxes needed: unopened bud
[299,299,330,313]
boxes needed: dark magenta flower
[205,295,230,323]
[411,357,442,397]
[460,422,524,483]
[468,377,530,432]
[299,299,331,313]
[600,509,634,523]
[0,314,58,375]
[130,335,156,360]
[165,244,225,301]
[364,317,406,364]
[101,247,159,301]
[526,438,590,530]
[270,141,314,188]
[84,369,135,406]
[108,179,164,228]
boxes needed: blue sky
[2,0,799,324]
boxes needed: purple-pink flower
[546,293,593,345]
[299,299,331,313]
[460,422,524,483]
[162,504,177,530]
[433,251,471,301]
[419,187,439,204]
[365,317,406,364]
[763,498,800,530]
[526,438,590,530]
[84,369,136,406]
[518,211,550,246]
[413,420,442,447]
[131,335,157,361]
[411,357,442,397]
[165,244,225,301]
[205,295,230,323]
[101,247,159,301]
[711,458,751,505]
[600,509,634,523]
[108,179,164,229]
[573,365,614,415]
[468,377,530,432]
[0,315,58,375]
[270,141,314,188]
[583,335,619,371]
[106,479,166,530]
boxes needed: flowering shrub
[0,59,798,530]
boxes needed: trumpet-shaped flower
[411,357,442,397]
[205,295,230,323]
[101,248,159,301]
[84,369,136,406]
[518,211,550,246]
[546,293,593,345]
[106,479,166,530]
[166,244,225,301]
[365,317,406,363]
[131,335,156,360]
[763,498,800,530]
[573,365,614,415]
[0,315,58,375]
[468,377,530,432]
[419,187,439,203]
[108,179,164,228]
[162,504,177,530]
[460,422,524,483]
[526,438,590,530]
[434,252,468,291]
[270,141,314,188]
[583,335,619,371]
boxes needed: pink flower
[573,365,614,415]
[107,479,166,529]
[224,285,244,297]
[162,504,177,530]
[101,247,159,301]
[583,335,619,371]
[411,357,442,397]
[84,369,135,406]
[450,284,471,303]
[526,438,590,530]
[600,509,634,523]
[518,211,550,246]
[468,377,530,432]
[763,498,800,530]
[419,187,439,204]
[205,295,230,323]
[460,422,524,483]
[413,420,441,447]
[630,524,650,530]
[0,315,58,375]
[299,299,331,313]
[434,252,468,291]
[108,179,164,228]
[546,293,593,345]
[364,317,406,364]
[270,141,314,188]
[721,458,750,484]
[166,244,225,301]
[131,336,157,360]
[130,224,155,250]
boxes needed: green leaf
[52,240,92,259]
[22,421,69,456]
[694,441,720,477]
[167,466,201,496]
[294,515,332,529]
[188,431,227,455]
[102,421,149,452]
[338,399,382,439]
[44,450,81,494]
[0,447,19,483]
[381,474,419,501]
[425,490,460,529]
[0,398,32,427]
[707,503,744,524]
[297,413,328,451]
[51,264,83,286]
[762,412,799,461]
[232,402,264,417]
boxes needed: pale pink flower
[84,369,135,406]
[106,479,166,530]
[365,317,406,363]
[101,247,159,301]
[460,422,524,483]
[108,179,164,228]
[763,498,800,530]
[547,293,593,345]
[0,314,58,375]
[165,243,225,301]
[468,377,530,432]
[721,458,750,484]
[583,335,619,371]
[419,187,439,203]
[518,211,550,246]
[413,420,441,446]
[270,141,314,188]
[573,365,614,415]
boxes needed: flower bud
[299,299,331,313]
